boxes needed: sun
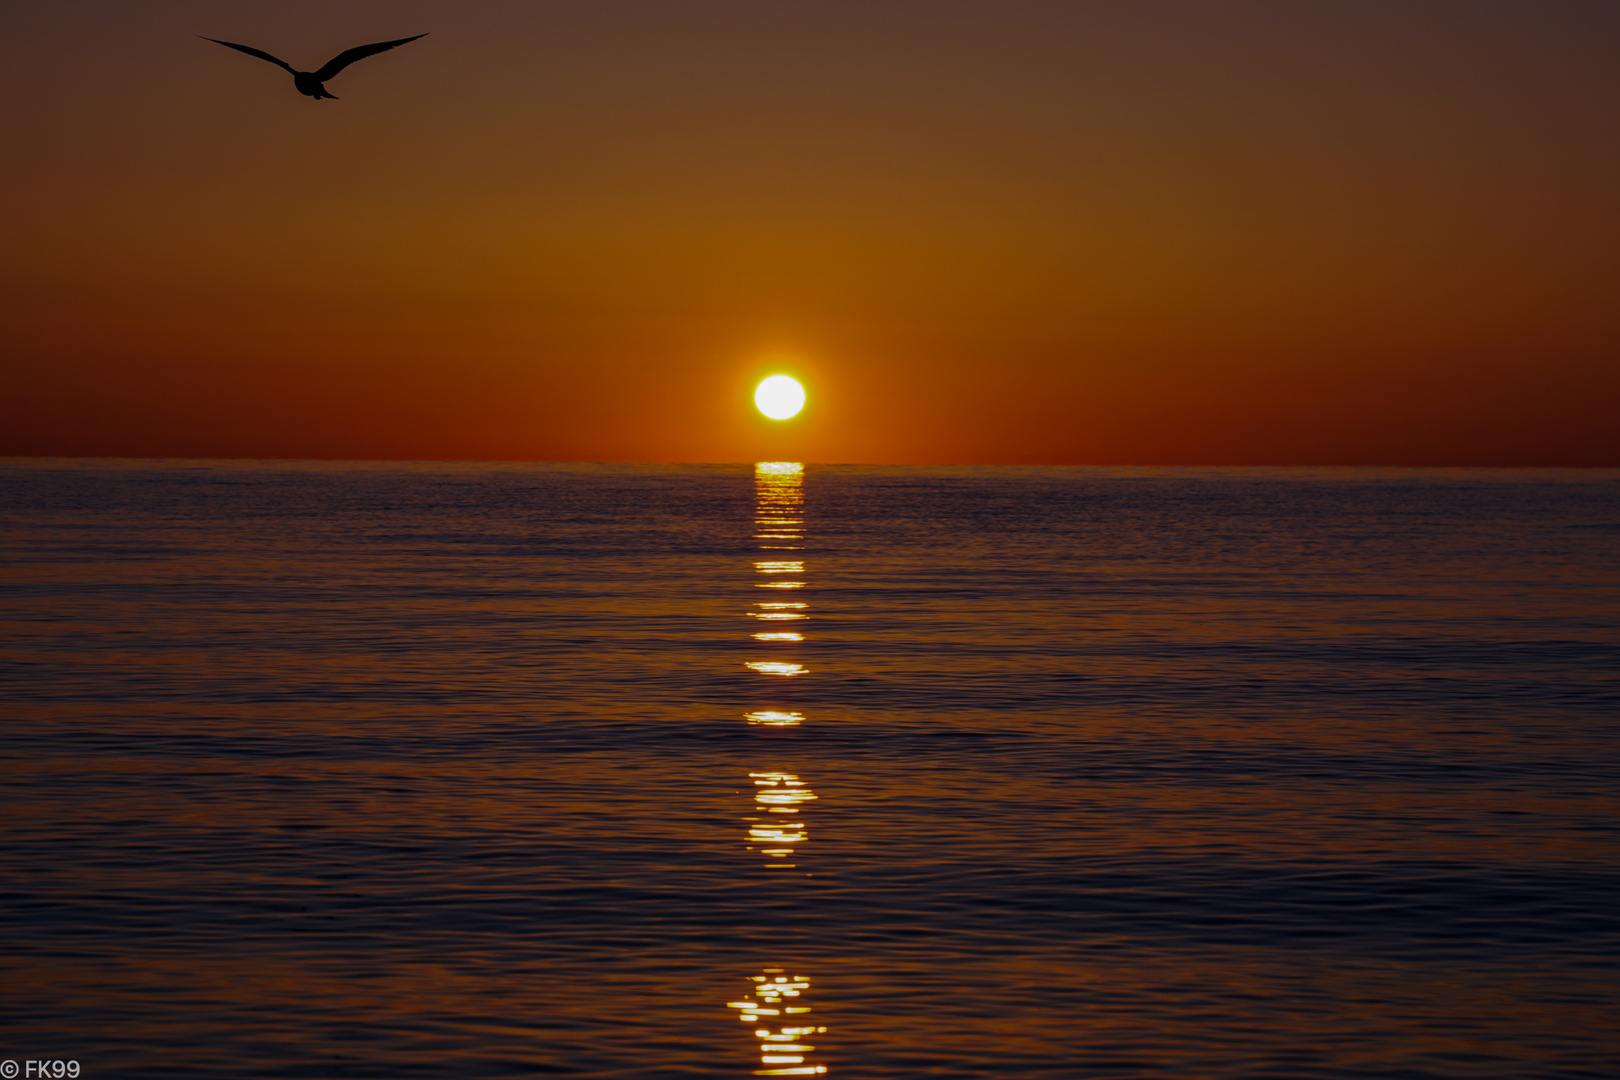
[754,375,806,421]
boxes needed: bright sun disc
[755,375,806,420]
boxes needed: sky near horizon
[2,1,1616,465]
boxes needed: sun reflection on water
[751,602,807,622]
[747,661,807,676]
[754,466,805,549]
[747,463,811,685]
[727,968,829,1076]
[745,711,805,727]
[732,465,831,1073]
[745,771,817,866]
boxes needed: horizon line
[4,454,1617,473]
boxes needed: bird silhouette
[201,34,426,99]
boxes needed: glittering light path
[730,463,832,1076]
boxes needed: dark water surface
[2,460,1618,1078]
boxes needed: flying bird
[201,34,427,99]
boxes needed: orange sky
[2,1,1616,464]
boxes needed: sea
[1,459,1617,1079]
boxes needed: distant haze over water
[2,460,1617,1077]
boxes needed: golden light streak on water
[743,772,817,869]
[747,661,806,676]
[734,466,832,1073]
[745,711,805,726]
[728,968,830,1076]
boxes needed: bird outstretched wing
[200,37,297,75]
[312,34,427,82]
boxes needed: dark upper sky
[3,0,1616,463]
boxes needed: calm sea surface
[2,460,1618,1079]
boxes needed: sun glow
[755,376,806,420]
